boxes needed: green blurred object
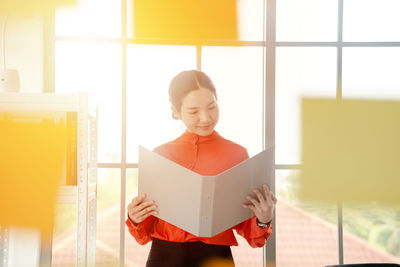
[301,98,400,203]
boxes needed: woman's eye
[208,106,216,110]
[188,111,198,115]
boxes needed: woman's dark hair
[169,70,217,115]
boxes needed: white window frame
[45,0,400,266]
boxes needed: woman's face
[173,87,219,136]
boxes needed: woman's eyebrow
[186,101,215,110]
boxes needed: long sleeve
[125,215,157,245]
[234,216,272,248]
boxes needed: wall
[2,14,43,92]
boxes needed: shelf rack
[0,92,98,267]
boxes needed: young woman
[126,70,277,267]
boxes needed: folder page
[211,146,274,236]
[138,145,274,237]
[138,146,204,235]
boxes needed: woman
[126,70,277,267]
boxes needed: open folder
[138,146,274,237]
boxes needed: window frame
[46,0,400,265]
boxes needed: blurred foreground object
[201,258,235,267]
[0,113,66,233]
[0,0,76,16]
[301,98,400,203]
[133,0,238,42]
[0,93,98,266]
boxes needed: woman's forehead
[181,89,217,108]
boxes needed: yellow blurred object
[0,0,76,16]
[0,113,67,233]
[200,258,235,267]
[301,98,400,203]
[133,0,238,42]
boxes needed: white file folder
[138,145,274,237]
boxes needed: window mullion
[120,0,128,266]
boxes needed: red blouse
[126,130,272,247]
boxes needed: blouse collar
[180,129,220,144]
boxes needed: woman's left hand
[242,184,277,224]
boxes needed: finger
[242,203,256,212]
[132,193,146,205]
[133,200,156,213]
[263,184,270,200]
[127,203,134,212]
[127,201,141,214]
[132,194,145,205]
[246,195,261,210]
[270,191,277,204]
[131,204,158,223]
[131,200,154,216]
[135,204,158,218]
[135,206,159,221]
[253,189,265,202]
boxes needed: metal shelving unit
[0,92,97,267]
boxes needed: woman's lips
[198,125,211,130]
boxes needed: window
[275,0,400,265]
[53,1,268,266]
[51,0,400,266]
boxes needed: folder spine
[198,176,215,237]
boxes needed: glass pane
[202,46,264,157]
[52,204,77,266]
[343,0,400,41]
[51,169,120,266]
[276,0,338,41]
[343,48,400,100]
[236,0,265,41]
[56,41,122,163]
[276,47,336,164]
[126,45,196,163]
[56,0,121,38]
[96,169,121,266]
[127,0,265,41]
[276,170,339,267]
[343,203,400,264]
[125,169,152,266]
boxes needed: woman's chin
[194,127,214,136]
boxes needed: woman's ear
[171,105,180,120]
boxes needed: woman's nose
[199,111,211,122]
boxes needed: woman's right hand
[127,193,158,224]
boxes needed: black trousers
[146,238,234,267]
